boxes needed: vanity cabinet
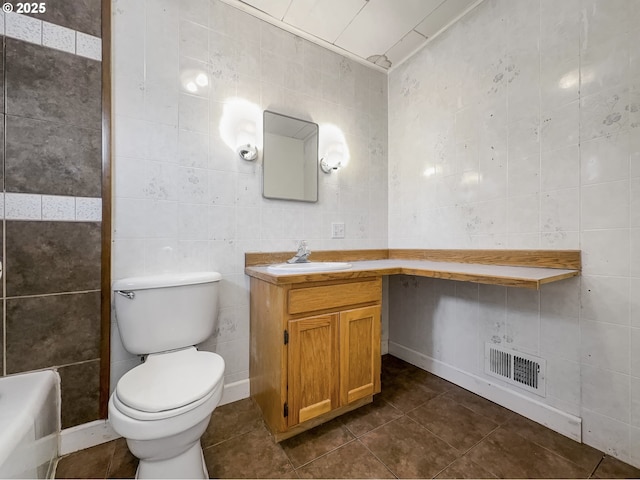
[249,276,382,441]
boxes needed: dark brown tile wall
[17,0,102,37]
[5,221,101,296]
[5,115,102,196]
[0,115,5,189]
[0,36,5,114]
[58,360,101,428]
[1,2,103,429]
[6,292,101,373]
[0,299,3,375]
[5,38,102,130]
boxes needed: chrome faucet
[287,240,311,263]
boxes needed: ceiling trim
[387,0,486,73]
[217,0,486,76]
[217,0,389,73]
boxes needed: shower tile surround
[109,0,640,471]
[388,0,640,468]
[0,3,104,429]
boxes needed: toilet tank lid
[113,272,222,291]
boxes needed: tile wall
[388,0,639,468]
[0,2,104,428]
[111,0,388,390]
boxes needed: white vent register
[484,343,546,397]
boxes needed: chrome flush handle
[116,290,135,300]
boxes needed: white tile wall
[5,11,41,43]
[42,22,75,54]
[388,0,640,467]
[2,12,102,60]
[112,0,388,386]
[111,0,639,468]
[2,193,102,222]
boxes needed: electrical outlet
[331,222,345,239]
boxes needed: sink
[267,262,352,274]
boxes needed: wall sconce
[320,143,346,173]
[319,125,349,174]
[237,144,258,161]
[219,98,262,162]
[235,126,258,161]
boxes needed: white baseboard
[220,378,250,406]
[389,341,582,442]
[59,419,120,456]
[381,338,389,355]
[60,379,251,455]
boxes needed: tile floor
[55,355,640,479]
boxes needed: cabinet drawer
[288,278,381,315]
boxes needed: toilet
[108,272,225,479]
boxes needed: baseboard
[59,419,120,456]
[388,341,582,442]
[220,378,250,406]
[60,379,250,455]
[381,338,389,355]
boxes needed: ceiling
[229,0,481,71]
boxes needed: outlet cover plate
[331,222,345,239]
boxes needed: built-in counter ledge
[244,249,581,290]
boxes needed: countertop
[245,258,579,289]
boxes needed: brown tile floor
[56,355,640,479]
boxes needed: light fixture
[320,144,346,173]
[219,98,261,162]
[319,125,349,174]
[236,144,258,161]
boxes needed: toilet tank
[113,272,222,355]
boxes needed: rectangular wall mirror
[263,110,319,202]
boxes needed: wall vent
[484,343,546,397]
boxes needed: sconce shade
[237,143,258,161]
[319,142,347,173]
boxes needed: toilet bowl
[108,273,225,479]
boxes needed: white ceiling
[230,0,481,71]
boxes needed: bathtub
[0,370,60,479]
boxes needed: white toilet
[108,272,225,479]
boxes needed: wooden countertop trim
[388,249,581,270]
[397,266,578,289]
[244,254,581,290]
[244,267,403,285]
[245,249,389,267]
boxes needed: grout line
[4,111,103,132]
[5,289,101,300]
[500,419,604,475]
[290,437,358,471]
[203,420,266,450]
[354,437,398,479]
[402,407,464,454]
[101,440,118,480]
[588,455,605,479]
[56,358,102,370]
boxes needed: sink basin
[267,262,352,274]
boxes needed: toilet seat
[115,347,224,419]
[112,381,223,421]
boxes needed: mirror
[263,110,318,202]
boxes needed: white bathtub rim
[0,370,60,462]
[0,370,60,478]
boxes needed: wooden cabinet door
[339,305,381,405]
[287,313,340,426]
